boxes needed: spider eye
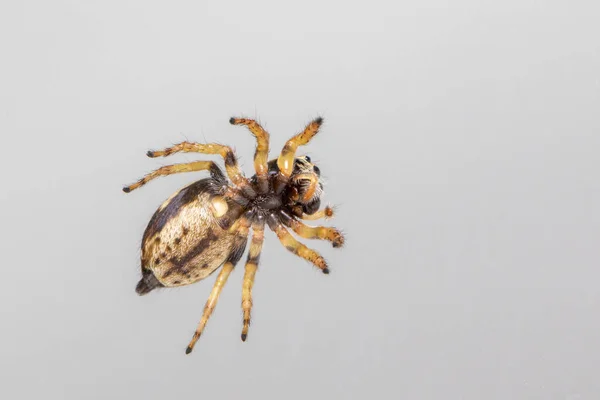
[313,165,320,177]
[304,155,311,163]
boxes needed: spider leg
[274,117,323,192]
[241,218,265,341]
[267,214,329,274]
[280,213,344,248]
[300,205,335,221]
[147,141,256,197]
[222,187,251,209]
[185,261,234,354]
[122,161,224,193]
[185,217,251,354]
[229,117,270,194]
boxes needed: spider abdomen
[139,179,237,290]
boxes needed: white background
[1,1,599,399]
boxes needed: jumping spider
[123,117,344,354]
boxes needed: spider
[123,117,344,354]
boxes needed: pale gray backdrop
[1,1,599,399]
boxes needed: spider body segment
[123,117,344,354]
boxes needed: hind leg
[185,217,250,354]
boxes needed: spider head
[266,155,323,215]
[289,155,323,215]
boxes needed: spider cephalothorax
[123,116,344,354]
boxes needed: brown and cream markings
[124,116,344,354]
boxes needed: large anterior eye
[305,155,311,163]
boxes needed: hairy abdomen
[138,179,236,291]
